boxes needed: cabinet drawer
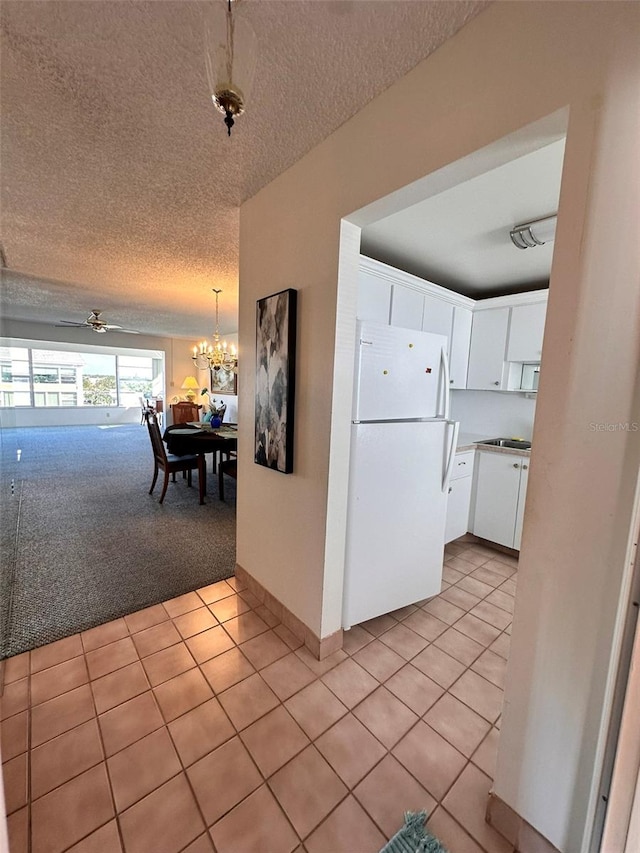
[450,451,474,480]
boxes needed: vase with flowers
[200,390,227,428]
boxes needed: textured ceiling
[0,0,486,340]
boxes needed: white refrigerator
[343,321,459,629]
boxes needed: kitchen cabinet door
[466,307,510,390]
[513,461,530,550]
[445,475,473,543]
[421,293,453,339]
[358,271,392,324]
[506,301,547,362]
[390,285,424,331]
[472,451,522,548]
[449,307,472,389]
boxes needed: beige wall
[237,2,640,849]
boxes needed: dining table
[163,423,238,474]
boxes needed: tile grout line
[5,543,517,853]
[75,640,128,853]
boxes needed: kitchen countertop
[456,432,531,457]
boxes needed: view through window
[0,344,164,408]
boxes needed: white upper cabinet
[358,258,546,393]
[466,307,510,390]
[357,270,392,324]
[390,285,424,331]
[449,307,472,390]
[506,301,547,362]
[421,292,454,338]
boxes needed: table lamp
[181,376,200,402]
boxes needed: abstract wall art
[254,288,297,473]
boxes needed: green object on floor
[379,812,449,853]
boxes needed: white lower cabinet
[445,451,474,543]
[513,463,529,550]
[472,450,529,549]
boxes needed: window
[0,342,164,409]
[81,353,117,406]
[33,366,59,384]
[0,347,31,405]
[117,355,154,407]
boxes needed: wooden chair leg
[159,470,170,503]
[198,455,206,504]
[187,468,192,487]
[149,462,159,495]
[218,464,224,501]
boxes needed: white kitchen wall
[451,390,536,440]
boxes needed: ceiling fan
[55,310,140,334]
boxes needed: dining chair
[145,412,206,504]
[170,401,202,425]
[139,396,151,425]
[218,456,237,501]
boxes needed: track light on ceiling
[510,214,558,250]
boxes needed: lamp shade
[181,376,200,391]
[181,375,200,402]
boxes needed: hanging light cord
[225,0,235,85]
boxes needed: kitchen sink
[479,438,532,450]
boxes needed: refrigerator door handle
[353,335,365,422]
[442,420,460,493]
[439,345,451,420]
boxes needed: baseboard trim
[486,793,560,853]
[235,564,343,661]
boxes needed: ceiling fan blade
[54,317,140,334]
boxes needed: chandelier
[192,289,238,374]
[205,0,256,137]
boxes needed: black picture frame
[254,288,297,473]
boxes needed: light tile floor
[1,539,518,853]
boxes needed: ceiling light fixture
[205,0,256,137]
[510,214,558,250]
[192,289,238,376]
